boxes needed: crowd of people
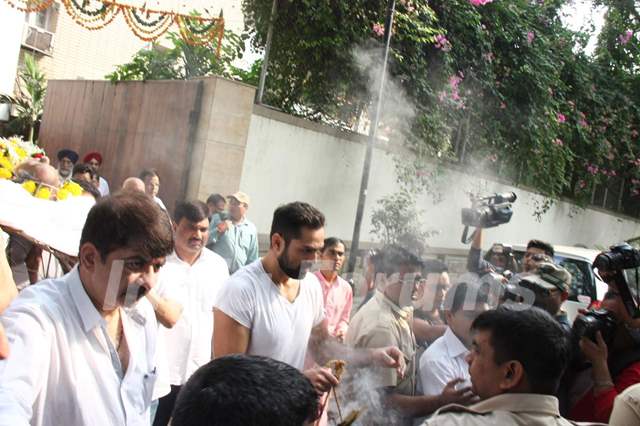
[0,148,640,426]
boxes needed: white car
[509,244,607,323]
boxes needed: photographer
[568,277,640,423]
[519,262,572,333]
[467,227,553,276]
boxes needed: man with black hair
[206,193,227,219]
[171,355,320,426]
[419,281,489,397]
[152,201,229,426]
[213,202,405,395]
[140,168,167,211]
[0,192,174,426]
[71,163,96,184]
[422,307,591,425]
[467,228,554,275]
[346,246,476,424]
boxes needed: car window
[555,256,594,301]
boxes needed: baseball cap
[521,262,571,293]
[228,191,250,206]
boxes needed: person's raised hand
[371,346,406,379]
[303,366,339,394]
[579,331,608,366]
[440,378,475,406]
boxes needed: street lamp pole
[256,0,278,104]
[347,0,396,273]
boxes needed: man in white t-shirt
[214,201,406,394]
[152,201,229,426]
[419,281,489,397]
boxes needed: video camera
[572,243,640,345]
[461,192,517,244]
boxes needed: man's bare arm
[212,308,251,359]
[413,319,446,345]
[146,289,182,328]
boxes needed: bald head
[15,158,60,188]
[122,177,146,193]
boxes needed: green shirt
[207,213,259,274]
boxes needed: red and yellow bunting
[3,0,224,49]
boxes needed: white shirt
[214,259,325,370]
[98,176,110,197]
[156,249,229,386]
[0,268,158,426]
[419,327,470,396]
[154,196,167,211]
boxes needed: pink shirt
[314,271,353,338]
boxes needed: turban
[57,149,79,164]
[83,151,103,165]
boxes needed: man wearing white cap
[207,191,258,274]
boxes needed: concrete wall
[240,105,640,253]
[187,77,256,201]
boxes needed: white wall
[0,2,24,120]
[240,107,640,252]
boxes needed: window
[25,8,55,32]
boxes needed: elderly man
[0,192,174,426]
[83,151,110,196]
[207,191,258,274]
[122,177,146,193]
[56,149,78,183]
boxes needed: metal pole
[256,0,278,104]
[347,0,396,273]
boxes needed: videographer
[466,227,553,276]
[519,262,572,333]
[567,279,640,423]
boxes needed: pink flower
[586,164,599,175]
[553,138,564,147]
[579,119,588,127]
[372,22,385,37]
[632,129,639,138]
[527,31,535,45]
[435,34,452,52]
[469,0,493,5]
[578,180,587,189]
[619,29,633,45]
[500,102,506,109]
[557,113,566,123]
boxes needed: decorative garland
[3,0,224,48]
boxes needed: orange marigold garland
[4,0,53,12]
[121,6,174,41]
[3,0,224,47]
[176,14,224,50]
[61,0,120,31]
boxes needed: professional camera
[461,192,517,229]
[594,243,640,272]
[572,309,618,345]
[594,243,640,319]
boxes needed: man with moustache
[152,201,229,426]
[0,192,174,426]
[213,202,406,395]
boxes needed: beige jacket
[421,393,606,426]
